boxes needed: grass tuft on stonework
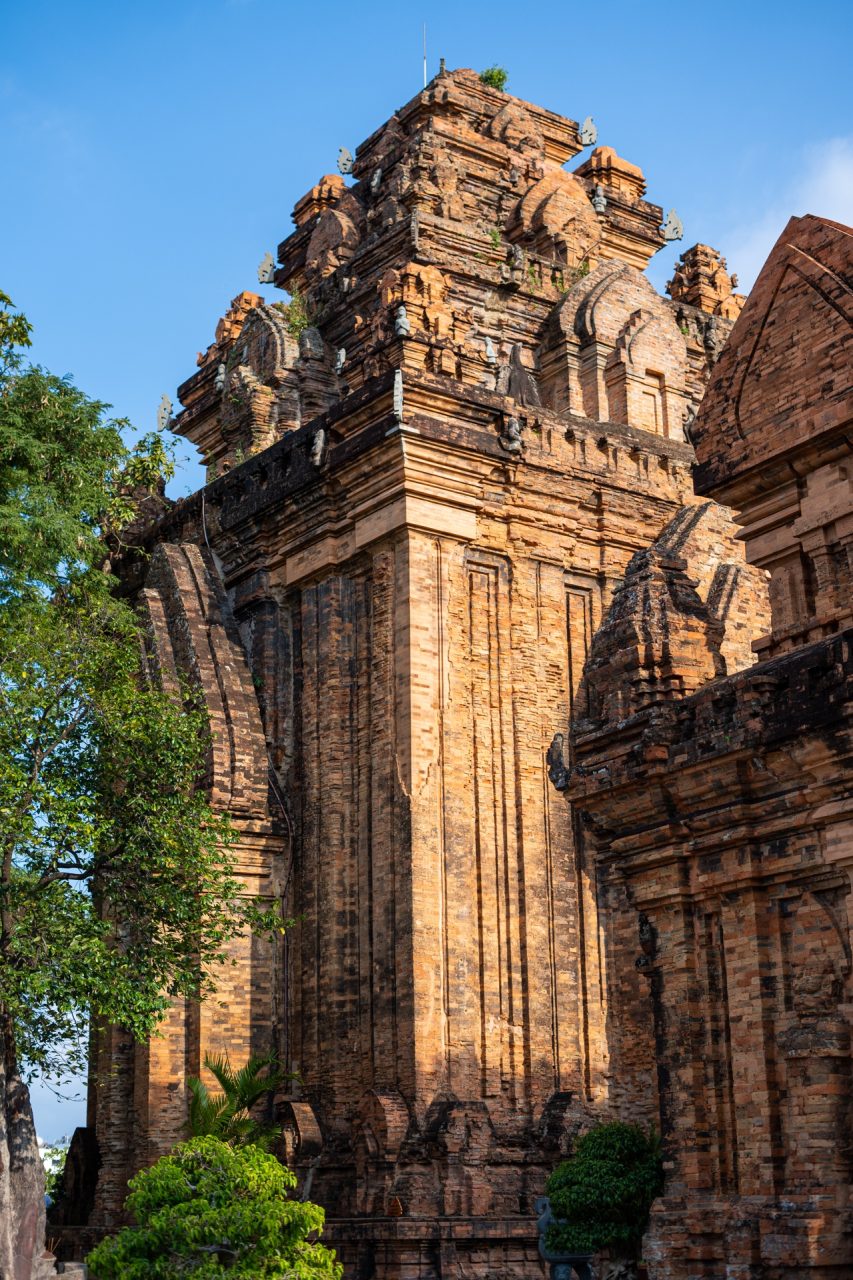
[479,66,508,91]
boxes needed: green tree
[0,291,269,1277]
[479,66,508,91]
[187,1052,290,1149]
[545,1122,663,1257]
[40,1135,70,1200]
[86,1137,342,1280]
[0,291,171,602]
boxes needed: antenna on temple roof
[423,24,427,88]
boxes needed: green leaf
[544,1122,663,1256]
[86,1137,342,1280]
[0,293,281,1086]
[184,1053,293,1150]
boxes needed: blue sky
[2,0,852,1140]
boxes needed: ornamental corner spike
[663,209,684,242]
[156,393,172,431]
[579,116,597,147]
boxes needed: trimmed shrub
[545,1122,663,1256]
[87,1136,341,1279]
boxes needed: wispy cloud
[725,137,853,290]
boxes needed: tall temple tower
[74,69,749,1276]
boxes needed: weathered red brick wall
[692,215,853,657]
[569,215,853,1280]
[69,68,756,1278]
[84,543,282,1229]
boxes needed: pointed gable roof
[692,214,853,507]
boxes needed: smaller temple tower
[567,216,853,1279]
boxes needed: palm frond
[231,1055,287,1107]
[202,1052,237,1096]
[190,1051,291,1147]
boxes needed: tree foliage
[40,1136,70,1199]
[86,1136,342,1280]
[187,1053,290,1149]
[545,1122,663,1256]
[0,291,170,601]
[0,291,259,1081]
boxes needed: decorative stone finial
[156,394,172,431]
[257,252,275,284]
[662,209,684,242]
[393,368,404,421]
[507,345,541,407]
[299,327,324,360]
[683,401,698,444]
[499,414,524,454]
[546,734,569,790]
[310,427,327,468]
[579,116,597,146]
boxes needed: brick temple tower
[70,69,751,1276]
[566,215,853,1279]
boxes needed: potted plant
[536,1194,594,1280]
[538,1122,663,1280]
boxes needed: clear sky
[2,0,852,1141]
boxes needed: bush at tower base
[545,1122,664,1257]
[86,1136,342,1280]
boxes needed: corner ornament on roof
[579,116,598,147]
[662,209,684,242]
[156,393,172,432]
[257,252,276,284]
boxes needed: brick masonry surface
[568,216,853,1279]
[50,72,852,1280]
